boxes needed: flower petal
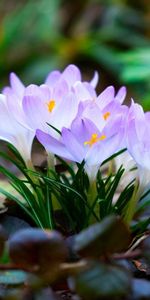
[50,92,79,132]
[62,64,81,87]
[36,129,75,161]
[45,70,61,87]
[22,95,49,131]
[61,128,85,162]
[114,86,126,104]
[10,72,25,97]
[96,86,115,110]
[73,82,92,101]
[90,71,99,88]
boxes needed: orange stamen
[103,111,110,120]
[47,100,55,112]
[84,133,106,147]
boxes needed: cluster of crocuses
[0,64,149,191]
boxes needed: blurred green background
[0,0,150,108]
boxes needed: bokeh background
[0,0,150,108]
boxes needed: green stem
[87,179,99,224]
[26,159,38,183]
[123,178,139,225]
[47,152,61,211]
[47,152,55,171]
[26,159,47,227]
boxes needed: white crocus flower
[0,94,34,165]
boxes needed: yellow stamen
[84,133,106,147]
[47,100,55,112]
[103,111,110,120]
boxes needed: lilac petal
[90,71,99,88]
[61,128,85,162]
[102,100,128,118]
[77,100,91,117]
[2,87,12,96]
[36,129,75,161]
[53,79,69,101]
[45,70,61,87]
[145,112,150,123]
[73,82,92,101]
[24,84,51,103]
[145,112,150,132]
[81,102,105,131]
[83,117,101,137]
[22,95,49,131]
[96,86,115,110]
[51,92,78,132]
[0,132,14,144]
[103,114,124,138]
[0,93,7,103]
[10,72,24,97]
[0,94,34,160]
[129,100,146,139]
[5,90,28,126]
[126,119,142,161]
[70,117,98,144]
[83,82,97,98]
[24,84,41,97]
[114,86,126,104]
[39,84,51,100]
[62,65,81,87]
[85,140,105,167]
[0,95,17,134]
[86,128,123,167]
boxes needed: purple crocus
[126,100,150,196]
[3,65,98,136]
[77,86,128,147]
[45,64,99,91]
[0,94,34,164]
[1,65,99,168]
[2,72,27,126]
[22,84,79,138]
[36,114,125,180]
[21,66,99,138]
[126,100,150,170]
[122,100,150,223]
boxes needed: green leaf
[104,166,125,215]
[101,148,127,166]
[47,123,61,135]
[73,215,131,258]
[74,262,131,299]
[131,217,150,235]
[115,179,135,214]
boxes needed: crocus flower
[22,84,80,138]
[36,114,125,180]
[3,65,98,136]
[21,64,99,136]
[126,100,150,170]
[2,72,26,125]
[0,94,34,164]
[73,82,126,110]
[45,64,99,91]
[126,100,150,192]
[77,86,128,148]
[122,100,150,223]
